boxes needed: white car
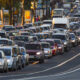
[41,42,52,58]
[0,50,8,72]
[0,46,18,70]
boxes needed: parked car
[0,50,8,72]
[25,42,44,63]
[40,42,52,58]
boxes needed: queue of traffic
[0,17,80,73]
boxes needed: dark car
[25,43,44,63]
[13,36,30,42]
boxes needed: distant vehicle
[25,43,44,63]
[43,20,52,25]
[52,18,69,29]
[24,23,33,29]
[53,8,64,17]
[13,36,30,42]
[40,24,51,32]
[40,42,52,58]
[3,25,15,32]
[0,31,7,38]
[0,50,8,72]
[20,32,30,36]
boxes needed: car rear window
[26,44,41,50]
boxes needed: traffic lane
[7,52,80,80]
[0,45,80,80]
[19,65,80,80]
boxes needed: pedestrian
[36,15,39,22]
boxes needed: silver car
[0,46,18,71]
[0,50,8,72]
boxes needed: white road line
[0,52,80,78]
[13,66,80,80]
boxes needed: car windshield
[0,52,2,58]
[21,33,29,36]
[42,44,49,48]
[36,34,44,40]
[14,36,29,42]
[0,49,11,56]
[46,41,54,46]
[70,34,75,38]
[54,24,67,29]
[0,40,8,45]
[0,33,6,38]
[52,35,66,40]
[43,22,52,24]
[26,44,41,50]
[54,40,61,44]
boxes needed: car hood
[44,48,50,51]
[27,50,41,53]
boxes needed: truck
[52,18,69,29]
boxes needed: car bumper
[29,55,41,60]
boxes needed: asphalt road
[1,45,80,80]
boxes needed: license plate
[30,55,34,58]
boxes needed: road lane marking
[12,66,80,80]
[0,51,80,78]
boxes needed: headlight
[58,47,62,49]
[71,40,75,42]
[0,62,3,65]
[36,52,41,55]
[7,59,10,63]
[64,42,67,45]
[44,51,49,53]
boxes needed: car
[29,27,36,33]
[25,42,44,63]
[0,50,8,72]
[0,46,18,71]
[41,39,58,55]
[43,20,52,26]
[52,33,70,51]
[24,23,33,28]
[19,47,29,65]
[40,42,52,58]
[0,38,9,46]
[54,39,64,54]
[69,33,78,46]
[20,32,30,36]
[0,31,7,38]
[39,24,51,32]
[2,25,16,33]
[13,36,30,43]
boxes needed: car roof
[52,33,66,35]
[0,38,9,40]
[0,46,13,49]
